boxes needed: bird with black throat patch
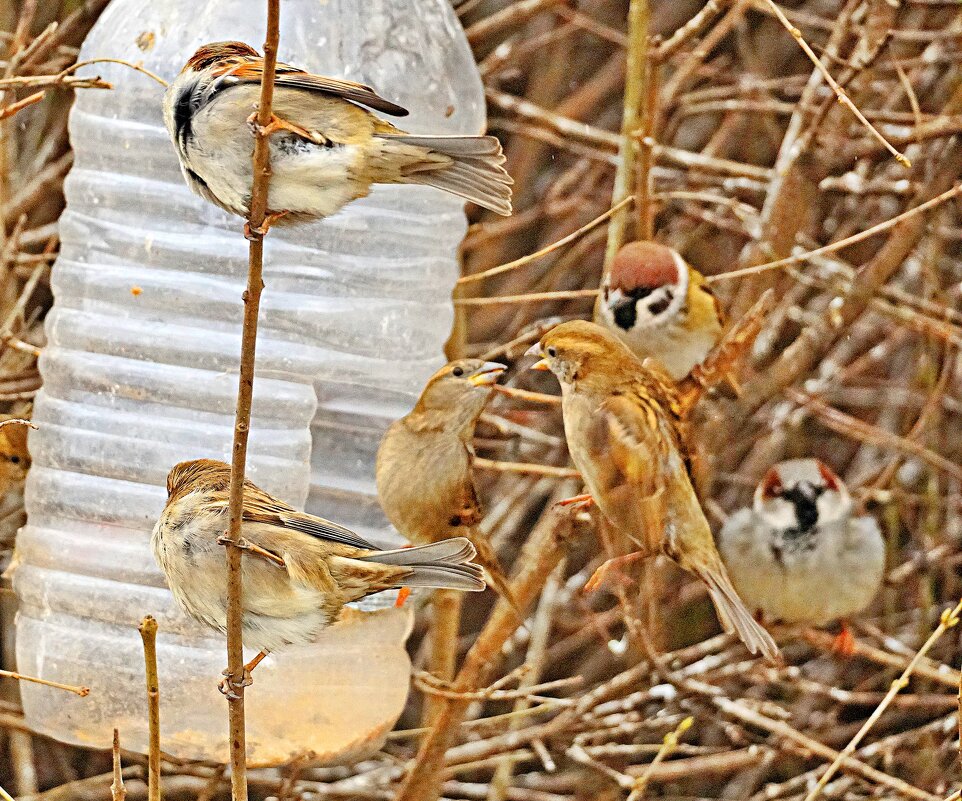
[718,458,884,655]
[595,241,723,380]
[163,41,512,235]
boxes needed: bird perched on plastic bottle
[527,321,778,662]
[376,359,517,608]
[718,458,884,654]
[152,458,484,696]
[163,41,512,233]
[595,241,723,380]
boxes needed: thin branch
[710,183,962,282]
[626,716,693,801]
[0,90,43,120]
[137,617,160,801]
[395,502,578,801]
[111,729,126,801]
[59,57,167,88]
[802,598,962,801]
[457,197,633,285]
[455,289,599,306]
[0,668,87,696]
[224,4,281,801]
[758,0,909,166]
[474,457,580,479]
[492,385,562,406]
[602,0,650,275]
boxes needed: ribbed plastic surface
[14,0,482,764]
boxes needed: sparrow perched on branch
[152,459,484,695]
[163,41,512,231]
[527,321,778,662]
[595,241,723,380]
[718,458,884,652]
[376,360,517,607]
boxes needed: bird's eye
[452,366,464,377]
[9,456,19,464]
[547,346,557,357]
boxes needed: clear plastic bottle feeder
[13,0,485,765]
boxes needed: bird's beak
[524,342,551,371]
[468,362,507,387]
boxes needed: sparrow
[718,458,885,652]
[152,458,484,694]
[163,41,512,231]
[595,241,723,380]
[527,321,778,662]
[376,360,517,607]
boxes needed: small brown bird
[719,459,884,654]
[152,459,484,695]
[376,359,516,606]
[595,241,723,380]
[163,41,512,232]
[527,321,778,661]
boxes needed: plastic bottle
[13,0,484,765]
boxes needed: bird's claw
[244,211,289,241]
[218,667,253,700]
[247,111,312,140]
[831,623,856,658]
[394,587,412,608]
[557,493,594,511]
[246,111,282,138]
[244,221,268,241]
[584,552,647,592]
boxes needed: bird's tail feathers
[696,561,780,664]
[362,537,476,566]
[361,537,485,592]
[395,563,485,592]
[469,534,525,622]
[376,133,513,216]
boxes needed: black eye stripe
[613,300,637,330]
[648,297,672,316]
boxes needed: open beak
[524,342,551,371]
[468,361,507,387]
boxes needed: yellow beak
[524,342,551,371]
[468,361,507,387]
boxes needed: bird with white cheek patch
[152,459,484,697]
[163,41,512,235]
[718,458,885,655]
[595,241,723,381]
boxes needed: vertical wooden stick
[636,58,659,241]
[424,589,464,726]
[111,728,127,801]
[396,504,576,801]
[224,3,281,800]
[601,0,650,275]
[137,616,160,801]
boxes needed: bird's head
[753,458,852,533]
[599,241,690,333]
[413,359,506,427]
[165,458,232,499]
[526,319,637,389]
[182,41,259,74]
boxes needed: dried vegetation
[2,0,962,799]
